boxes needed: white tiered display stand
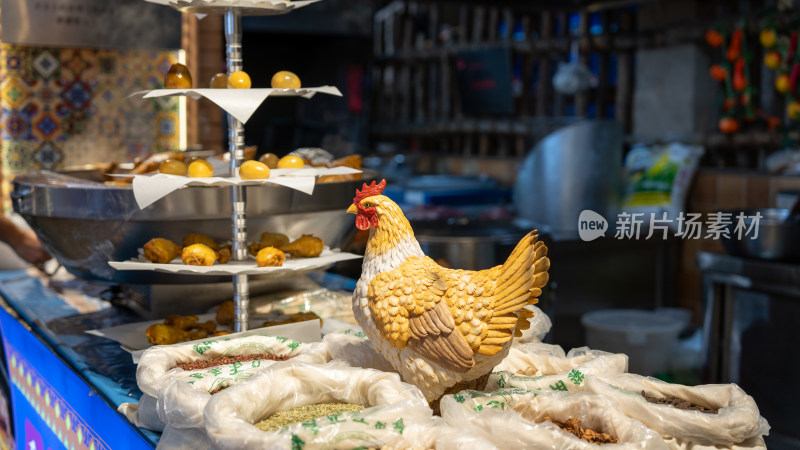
[115,0,348,333]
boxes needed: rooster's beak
[346,204,358,215]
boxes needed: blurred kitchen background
[2,0,800,447]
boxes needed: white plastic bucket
[581,309,684,376]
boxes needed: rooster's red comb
[354,179,387,204]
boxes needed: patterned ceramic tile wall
[0,44,180,210]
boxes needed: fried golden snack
[143,238,181,264]
[216,245,231,264]
[182,243,218,266]
[279,234,323,258]
[186,329,210,340]
[248,241,265,256]
[259,232,290,248]
[317,155,362,183]
[256,246,286,267]
[193,320,217,334]
[215,301,234,326]
[164,314,199,329]
[131,151,185,175]
[329,154,362,170]
[146,323,190,345]
[212,330,233,337]
[263,311,322,327]
[183,233,219,250]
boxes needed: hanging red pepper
[710,64,727,81]
[790,62,800,94]
[727,28,743,61]
[706,30,724,48]
[790,31,799,62]
[733,59,747,91]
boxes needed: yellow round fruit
[271,71,301,89]
[764,51,781,70]
[159,159,188,176]
[239,160,270,179]
[760,29,777,48]
[277,154,304,169]
[165,63,192,89]
[788,102,800,120]
[259,153,279,169]
[188,159,214,177]
[228,71,252,89]
[210,73,228,89]
[776,74,792,93]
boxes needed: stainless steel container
[12,170,375,283]
[720,208,800,262]
[412,219,528,271]
[513,120,623,241]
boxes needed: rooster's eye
[363,202,372,208]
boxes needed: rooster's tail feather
[477,231,549,356]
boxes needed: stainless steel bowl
[412,219,530,271]
[720,208,800,262]
[13,170,376,283]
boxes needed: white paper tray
[123,167,360,209]
[130,86,342,123]
[145,0,322,16]
[109,248,361,276]
[86,314,322,363]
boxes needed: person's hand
[12,229,51,266]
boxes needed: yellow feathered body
[350,194,549,402]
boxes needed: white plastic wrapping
[515,305,552,344]
[440,388,667,449]
[156,425,212,450]
[487,343,628,392]
[662,436,766,450]
[118,397,166,432]
[585,374,770,447]
[382,416,497,450]
[156,341,331,429]
[203,362,433,449]
[137,335,327,398]
[129,335,327,433]
[322,331,395,372]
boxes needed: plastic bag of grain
[322,330,395,372]
[203,361,434,449]
[441,388,667,449]
[121,335,329,432]
[487,343,628,392]
[515,305,552,344]
[585,374,769,448]
[382,416,497,450]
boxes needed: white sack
[585,374,769,446]
[204,361,433,449]
[137,335,327,398]
[156,425,211,450]
[383,416,497,450]
[488,343,628,392]
[118,394,165,432]
[515,305,552,344]
[440,388,667,450]
[322,331,395,372]
[147,337,330,429]
[663,435,766,450]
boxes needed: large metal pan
[12,170,375,283]
[720,208,800,262]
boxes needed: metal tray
[12,169,375,283]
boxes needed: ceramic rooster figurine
[346,179,550,404]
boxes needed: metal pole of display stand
[225,7,249,332]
